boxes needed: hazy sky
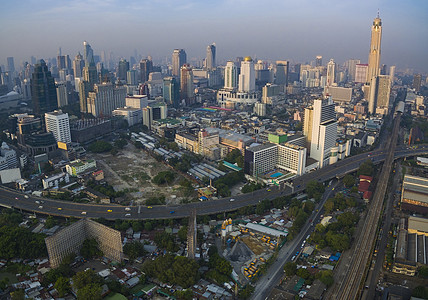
[1,0,427,73]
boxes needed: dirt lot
[88,143,192,205]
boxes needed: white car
[81,211,87,215]
[125,207,131,211]
[125,213,131,217]
[230,198,235,202]
[38,205,43,209]
[24,195,29,199]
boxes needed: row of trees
[213,171,245,197]
[323,193,357,214]
[205,246,233,284]
[152,171,176,185]
[283,262,334,287]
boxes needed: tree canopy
[80,238,103,260]
[88,140,113,153]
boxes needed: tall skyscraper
[140,58,153,83]
[275,61,289,86]
[172,49,187,78]
[31,59,58,115]
[206,43,216,71]
[73,53,84,78]
[7,57,15,73]
[355,64,368,83]
[83,58,98,89]
[87,83,126,117]
[45,110,71,144]
[163,77,180,108]
[126,70,138,85]
[326,59,337,86]
[345,59,361,82]
[180,64,194,104]
[238,57,255,92]
[304,98,337,168]
[389,66,395,86]
[369,75,391,114]
[413,74,422,92]
[83,41,94,67]
[224,61,238,90]
[315,56,322,67]
[366,13,382,84]
[56,82,71,108]
[118,59,129,81]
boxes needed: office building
[206,43,216,71]
[275,61,289,87]
[315,56,322,67]
[113,107,143,127]
[118,59,129,81]
[324,86,352,103]
[82,58,98,89]
[73,52,84,78]
[389,66,396,86]
[7,57,15,74]
[238,57,255,92]
[355,64,368,83]
[56,81,71,107]
[224,61,238,90]
[140,58,153,83]
[304,98,337,168]
[180,64,194,104]
[345,59,360,82]
[125,95,148,109]
[31,59,58,115]
[45,110,71,144]
[126,70,138,85]
[172,49,187,78]
[87,83,126,117]
[368,75,391,114]
[326,59,337,86]
[254,102,266,116]
[163,77,180,108]
[0,142,18,171]
[83,41,94,66]
[413,74,422,92]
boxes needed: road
[0,145,427,220]
[250,179,339,300]
[331,113,402,300]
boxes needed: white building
[56,82,71,108]
[326,59,337,86]
[87,83,127,117]
[45,110,71,144]
[66,159,96,176]
[0,142,18,171]
[254,102,266,117]
[324,86,352,103]
[125,95,149,109]
[113,107,143,127]
[42,172,70,189]
[238,57,255,92]
[304,98,337,168]
[224,61,238,90]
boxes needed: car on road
[38,205,43,209]
[125,207,131,211]
[148,206,153,209]
[15,197,18,200]
[170,210,175,214]
[35,200,40,204]
[291,255,296,261]
[24,195,29,199]
[267,189,271,192]
[107,209,112,212]
[125,213,131,217]
[230,198,235,202]
[57,207,62,210]
[81,211,87,215]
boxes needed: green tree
[418,266,428,279]
[88,140,113,153]
[306,180,325,201]
[152,171,176,185]
[174,289,194,300]
[178,225,188,242]
[123,241,147,260]
[55,277,71,297]
[283,262,297,276]
[343,174,355,188]
[10,289,25,300]
[76,283,102,300]
[412,286,428,299]
[45,216,57,229]
[357,160,374,176]
[80,238,102,260]
[238,285,254,299]
[296,268,310,279]
[114,138,127,149]
[317,270,334,287]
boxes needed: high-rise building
[206,43,216,71]
[238,57,255,92]
[73,53,84,78]
[366,14,382,84]
[355,64,368,83]
[163,77,180,108]
[172,49,187,78]
[83,41,94,67]
[126,70,138,85]
[57,55,71,73]
[275,61,289,86]
[56,82,71,108]
[7,57,15,73]
[45,110,71,144]
[87,83,126,117]
[83,58,98,89]
[304,98,337,168]
[369,75,391,114]
[118,59,129,81]
[345,59,360,82]
[224,61,238,90]
[315,55,322,67]
[389,66,395,86]
[413,74,422,92]
[326,59,337,86]
[31,60,58,115]
[140,58,153,83]
[380,64,387,75]
[180,64,194,105]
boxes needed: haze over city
[1,0,428,72]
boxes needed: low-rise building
[66,159,97,176]
[42,172,70,189]
[112,107,143,127]
[401,175,428,213]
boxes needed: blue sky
[1,0,427,73]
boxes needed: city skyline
[1,0,428,73]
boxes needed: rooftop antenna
[377,9,380,18]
